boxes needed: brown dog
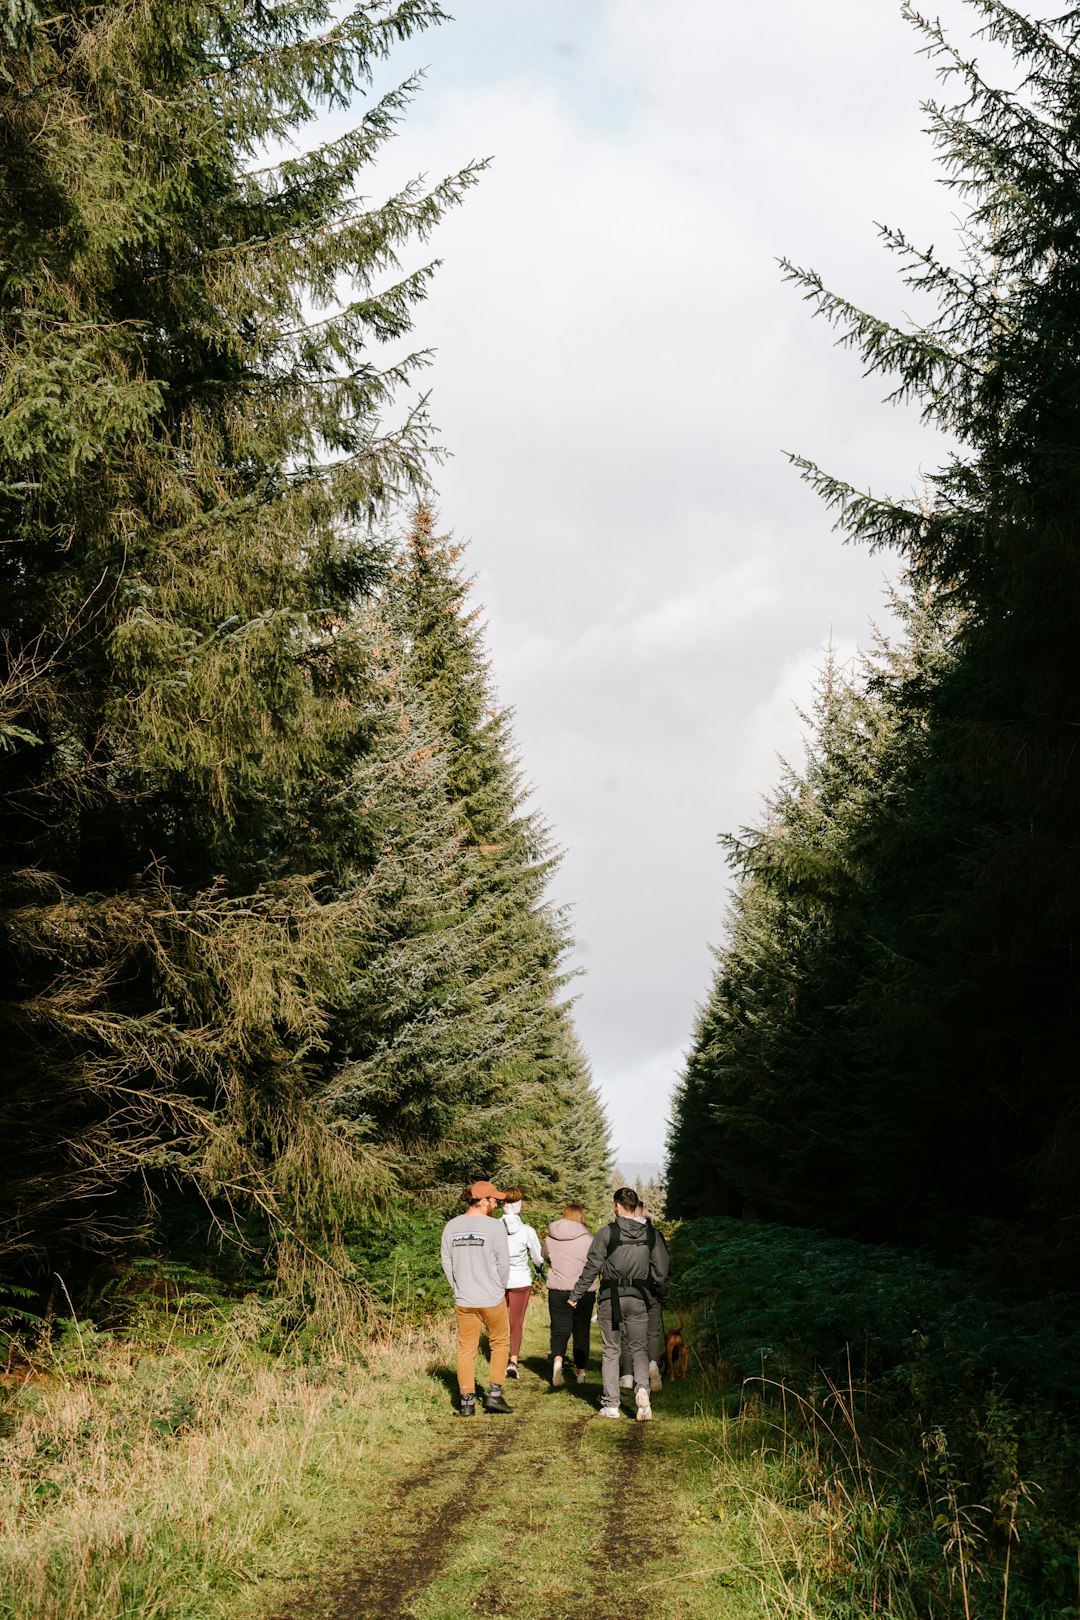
[664,1326,690,1380]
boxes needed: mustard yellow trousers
[455,1301,510,1394]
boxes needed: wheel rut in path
[567,1422,667,1620]
[265,1421,519,1620]
[600,1422,664,1578]
[265,1333,689,1619]
[467,1405,596,1617]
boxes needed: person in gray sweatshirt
[441,1180,513,1416]
[568,1187,669,1421]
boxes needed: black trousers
[547,1287,594,1368]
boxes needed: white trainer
[636,1387,653,1422]
[649,1360,663,1394]
[551,1359,564,1388]
[597,1405,622,1419]
[618,1373,633,1389]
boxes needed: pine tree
[545,1030,614,1219]
[673,3,1080,1271]
[320,603,524,1166]
[667,599,957,1236]
[782,2,1080,1261]
[366,509,612,1202]
[0,0,480,1286]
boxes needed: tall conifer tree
[364,509,612,1201]
[668,604,954,1233]
[0,1,480,1282]
[672,3,1080,1271]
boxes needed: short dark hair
[613,1186,639,1211]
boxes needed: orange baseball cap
[467,1180,507,1200]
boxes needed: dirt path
[261,1311,751,1620]
[266,1423,521,1620]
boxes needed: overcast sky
[339,0,1033,1162]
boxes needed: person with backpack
[567,1186,669,1421]
[618,1202,668,1395]
[541,1202,596,1386]
[440,1180,514,1416]
[499,1189,544,1380]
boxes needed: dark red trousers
[505,1285,532,1359]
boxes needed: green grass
[256,1304,766,1620]
[0,1288,771,1620]
[10,1235,1073,1619]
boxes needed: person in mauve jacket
[541,1203,597,1386]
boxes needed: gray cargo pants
[597,1291,649,1408]
[620,1295,663,1373]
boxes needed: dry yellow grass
[0,1316,457,1620]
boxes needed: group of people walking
[440,1180,670,1420]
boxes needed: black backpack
[601,1219,660,1328]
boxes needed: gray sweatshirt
[441,1213,510,1307]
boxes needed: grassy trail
[8,1253,1068,1617]
[259,1308,755,1620]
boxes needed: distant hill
[615,1161,664,1188]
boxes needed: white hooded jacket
[501,1203,543,1289]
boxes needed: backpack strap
[605,1218,655,1260]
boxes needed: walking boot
[484,1384,513,1414]
[459,1393,476,1417]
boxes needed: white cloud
[597,1043,690,1166]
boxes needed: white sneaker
[597,1405,622,1419]
[618,1373,633,1390]
[551,1359,564,1388]
[635,1387,653,1422]
[574,1368,586,1384]
[649,1360,663,1394]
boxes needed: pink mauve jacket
[541,1219,597,1292]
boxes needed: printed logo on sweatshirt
[451,1233,488,1247]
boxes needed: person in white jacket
[500,1189,543,1378]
